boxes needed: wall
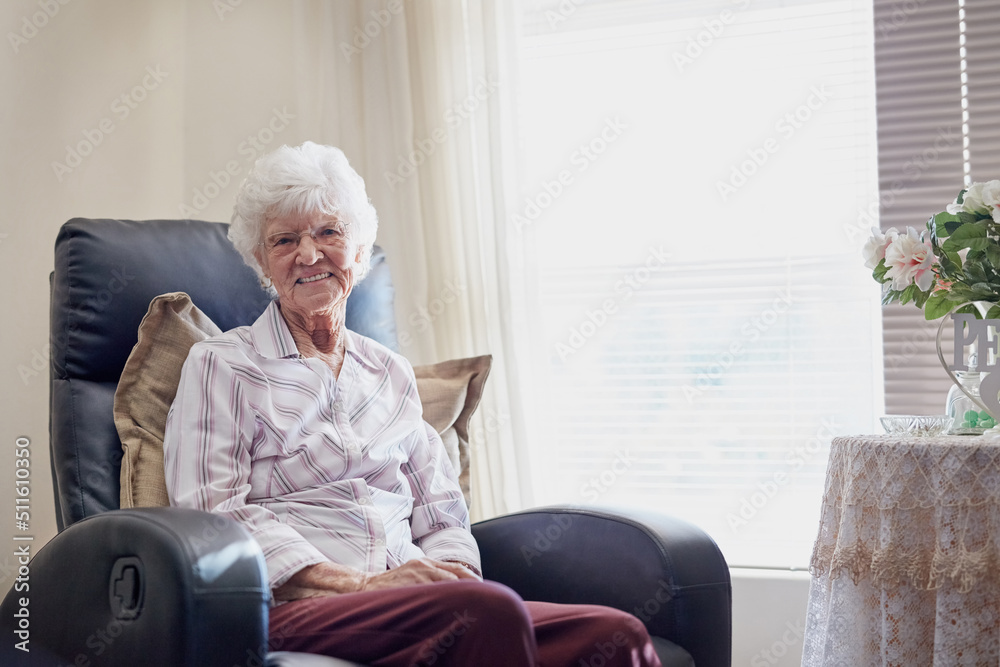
[731,569,811,667]
[2,0,184,592]
[0,0,375,594]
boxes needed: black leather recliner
[0,218,731,666]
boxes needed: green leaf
[934,211,961,237]
[987,304,1000,319]
[923,291,956,320]
[955,303,979,317]
[967,262,989,284]
[967,248,988,264]
[914,288,931,308]
[872,259,889,282]
[986,246,1000,268]
[942,221,990,253]
[950,285,975,300]
[968,281,1000,301]
[899,284,917,305]
[958,211,982,225]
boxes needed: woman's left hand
[360,558,481,592]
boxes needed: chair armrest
[472,505,732,667]
[0,507,270,667]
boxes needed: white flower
[980,180,1000,223]
[862,226,898,270]
[947,181,992,216]
[883,227,936,291]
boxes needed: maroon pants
[267,580,662,667]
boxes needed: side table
[802,434,1000,665]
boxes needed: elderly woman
[163,141,661,666]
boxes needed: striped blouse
[163,300,480,597]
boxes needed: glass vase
[946,370,996,434]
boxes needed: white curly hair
[228,141,379,291]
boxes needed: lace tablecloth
[803,435,1000,666]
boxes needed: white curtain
[290,0,532,519]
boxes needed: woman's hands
[273,558,481,602]
[362,558,480,591]
[272,561,362,601]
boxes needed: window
[510,0,879,568]
[876,0,1000,415]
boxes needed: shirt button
[374,538,385,547]
[359,497,370,505]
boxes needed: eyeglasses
[260,223,350,257]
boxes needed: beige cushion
[115,292,221,509]
[115,292,491,510]
[413,355,492,507]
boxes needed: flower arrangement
[865,180,1000,320]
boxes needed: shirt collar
[251,300,299,359]
[344,330,382,371]
[250,300,382,371]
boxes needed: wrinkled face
[255,210,363,320]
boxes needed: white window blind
[966,0,1000,179]
[512,0,879,568]
[876,0,1000,414]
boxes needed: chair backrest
[49,218,398,530]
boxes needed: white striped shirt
[163,300,479,597]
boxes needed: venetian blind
[511,0,879,568]
[965,0,1000,180]
[874,0,963,415]
[876,0,1000,414]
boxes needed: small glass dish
[880,415,953,437]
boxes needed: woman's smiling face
[256,209,362,320]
